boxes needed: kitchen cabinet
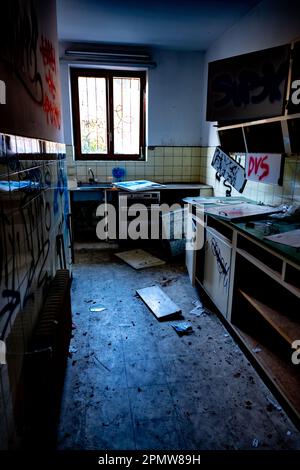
[186,201,300,426]
[69,183,213,243]
[70,190,103,242]
[203,226,232,316]
[217,114,300,155]
[70,189,119,242]
[211,40,300,155]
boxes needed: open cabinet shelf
[233,325,300,422]
[239,289,300,345]
[232,252,300,423]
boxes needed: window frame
[70,67,146,161]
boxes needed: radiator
[24,269,72,448]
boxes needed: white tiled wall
[66,146,203,184]
[66,144,300,205]
[199,147,300,205]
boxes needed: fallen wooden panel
[115,249,165,270]
[136,286,181,320]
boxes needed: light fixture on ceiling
[63,47,156,68]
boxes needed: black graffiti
[37,239,51,288]
[45,202,51,231]
[223,179,233,197]
[0,190,51,337]
[44,165,52,187]
[0,211,10,289]
[212,60,289,109]
[0,150,71,342]
[0,209,22,339]
[212,150,239,187]
[0,290,21,340]
[211,237,230,288]
[0,0,43,105]
[21,195,52,296]
[211,148,247,194]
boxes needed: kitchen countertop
[232,218,300,265]
[186,196,300,266]
[69,182,213,191]
[159,183,212,190]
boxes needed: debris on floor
[115,249,165,269]
[89,304,107,313]
[266,397,282,412]
[136,285,181,320]
[172,321,194,335]
[160,277,178,287]
[68,346,78,354]
[252,438,259,448]
[190,298,214,316]
[94,354,111,372]
[190,299,206,316]
[58,246,300,452]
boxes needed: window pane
[113,77,140,154]
[78,76,107,154]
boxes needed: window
[70,68,146,160]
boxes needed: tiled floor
[57,245,300,450]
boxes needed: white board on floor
[115,249,165,270]
[136,286,181,320]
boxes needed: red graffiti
[248,155,270,181]
[39,35,61,129]
[45,70,56,99]
[43,94,61,129]
[259,156,269,181]
[40,36,56,73]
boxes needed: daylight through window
[71,69,146,160]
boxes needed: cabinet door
[203,227,232,317]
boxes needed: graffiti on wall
[245,153,283,185]
[40,35,61,129]
[207,44,290,122]
[0,136,70,343]
[210,237,230,289]
[0,0,63,142]
[211,147,247,193]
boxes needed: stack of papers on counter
[113,180,165,191]
[204,202,282,219]
[264,229,300,248]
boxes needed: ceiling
[56,0,260,51]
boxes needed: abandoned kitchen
[1,0,300,458]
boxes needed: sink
[77,181,113,189]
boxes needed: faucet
[88,168,95,183]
